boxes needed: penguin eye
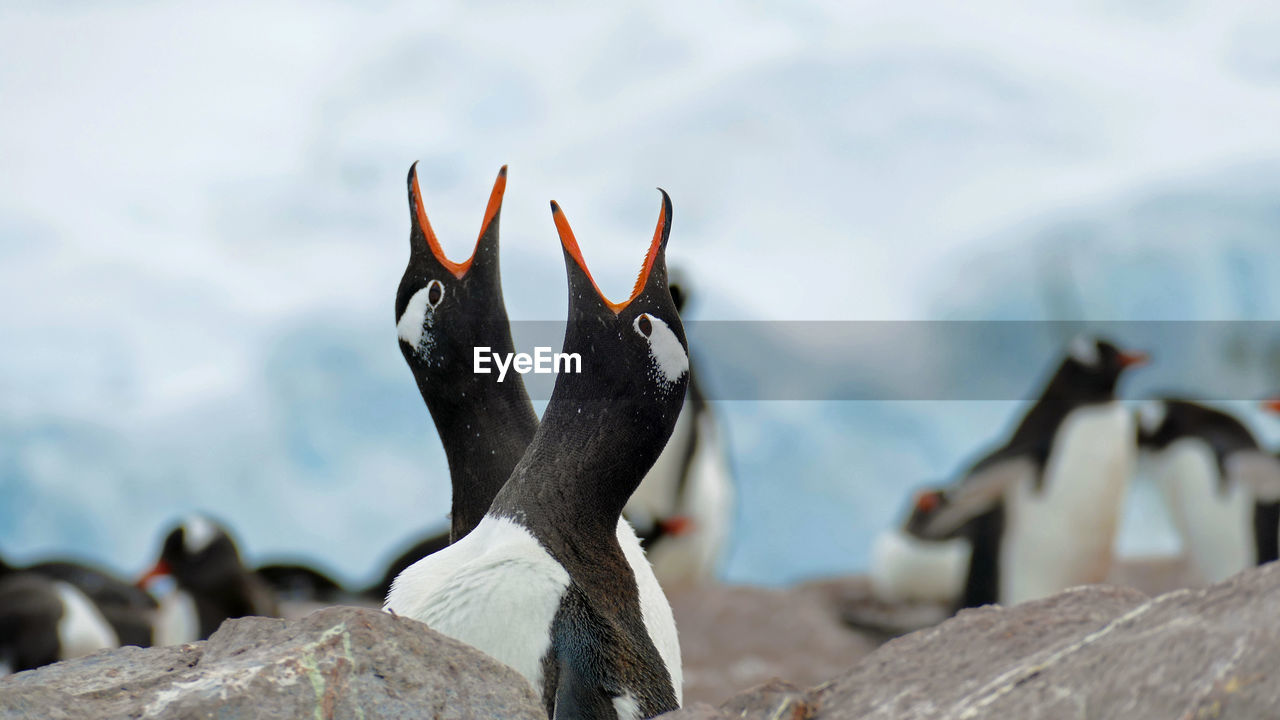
[427,279,445,308]
[636,314,653,337]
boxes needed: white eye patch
[633,313,688,387]
[397,280,445,363]
[182,515,218,555]
[1068,334,1099,367]
[1137,400,1168,435]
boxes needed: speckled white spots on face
[397,281,446,365]
[633,313,688,388]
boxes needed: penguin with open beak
[387,191,686,720]
[393,164,537,547]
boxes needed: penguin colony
[872,337,1280,614]
[3,166,1280,720]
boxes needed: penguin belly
[869,529,969,603]
[1153,439,1254,584]
[52,582,119,660]
[387,515,683,706]
[385,516,570,693]
[153,587,201,647]
[1001,403,1134,605]
[645,411,733,586]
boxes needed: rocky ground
[3,556,1272,719]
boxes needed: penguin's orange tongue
[1263,399,1280,414]
[550,191,668,314]
[408,163,507,278]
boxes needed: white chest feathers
[1148,439,1255,584]
[53,582,118,660]
[384,517,569,692]
[153,587,201,646]
[615,518,683,702]
[1001,402,1135,605]
[385,516,683,705]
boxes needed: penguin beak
[551,189,672,314]
[1117,351,1149,369]
[914,490,942,514]
[137,560,172,588]
[407,163,507,279]
[1262,399,1280,414]
[658,515,694,537]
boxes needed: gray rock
[667,581,876,706]
[662,562,1280,719]
[0,606,544,720]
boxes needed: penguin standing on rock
[138,516,279,643]
[905,336,1147,607]
[387,192,686,720]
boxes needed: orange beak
[408,163,507,279]
[550,190,670,314]
[1262,399,1280,415]
[914,490,941,514]
[1117,351,1149,368]
[658,516,694,537]
[137,559,171,588]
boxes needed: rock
[0,606,544,720]
[666,581,877,706]
[661,562,1280,719]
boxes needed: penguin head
[546,190,689,469]
[903,473,1007,540]
[1057,335,1148,399]
[140,516,244,593]
[395,164,512,390]
[903,487,955,539]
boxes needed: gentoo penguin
[138,516,279,642]
[904,336,1147,607]
[387,192,686,719]
[395,163,537,545]
[389,166,681,693]
[868,492,970,606]
[0,553,155,648]
[623,277,734,585]
[1137,398,1280,584]
[0,572,118,674]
